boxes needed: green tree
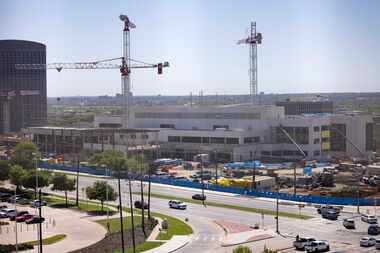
[11,142,39,170]
[9,165,27,193]
[233,246,252,253]
[263,247,278,253]
[86,181,117,211]
[22,170,51,188]
[0,160,10,181]
[51,173,76,207]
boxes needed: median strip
[137,192,313,220]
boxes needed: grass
[112,241,164,253]
[152,212,193,240]
[45,195,112,212]
[139,192,313,220]
[25,234,66,246]
[95,216,143,233]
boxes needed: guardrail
[39,162,378,206]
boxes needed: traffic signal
[157,63,163,74]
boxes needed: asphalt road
[43,174,380,252]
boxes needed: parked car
[368,224,380,235]
[360,237,376,247]
[0,208,16,218]
[321,209,339,220]
[9,210,29,221]
[30,200,47,208]
[7,196,21,203]
[0,193,12,201]
[293,237,316,250]
[134,201,149,209]
[375,239,380,250]
[168,200,187,210]
[16,214,34,223]
[362,214,378,224]
[192,194,206,201]
[343,218,355,229]
[25,215,45,224]
[0,205,7,210]
[305,240,330,252]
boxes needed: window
[313,126,320,132]
[168,136,180,142]
[130,134,136,139]
[182,136,202,143]
[321,137,329,142]
[202,137,210,143]
[244,137,253,143]
[213,125,229,130]
[141,134,149,139]
[313,138,320,144]
[210,137,225,144]
[253,136,260,143]
[283,150,294,156]
[321,125,329,131]
[272,150,282,156]
[313,150,320,156]
[261,151,270,156]
[226,138,239,144]
[160,124,175,129]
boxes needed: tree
[86,181,117,211]
[0,160,10,181]
[233,246,252,253]
[51,173,76,207]
[9,165,27,193]
[22,170,51,190]
[11,142,39,170]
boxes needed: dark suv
[134,201,149,209]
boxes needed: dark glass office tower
[0,40,47,134]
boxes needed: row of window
[313,125,329,132]
[244,136,260,144]
[260,150,320,157]
[168,136,239,144]
[313,137,330,144]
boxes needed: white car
[360,237,376,247]
[305,240,330,252]
[168,200,187,210]
[0,208,16,218]
[293,237,316,250]
[375,239,380,249]
[361,214,378,224]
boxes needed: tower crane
[15,14,169,128]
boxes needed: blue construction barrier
[39,163,378,206]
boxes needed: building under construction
[22,127,159,160]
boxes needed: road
[43,174,380,252]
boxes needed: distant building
[94,104,374,162]
[0,40,47,134]
[276,100,333,115]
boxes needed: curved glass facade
[0,40,47,133]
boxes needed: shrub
[233,246,252,253]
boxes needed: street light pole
[76,157,79,206]
[276,183,279,234]
[117,169,125,253]
[38,189,43,253]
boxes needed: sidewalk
[144,235,192,253]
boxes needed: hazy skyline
[1,0,379,97]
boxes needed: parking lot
[0,201,107,253]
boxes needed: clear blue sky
[1,0,379,97]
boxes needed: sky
[1,0,379,97]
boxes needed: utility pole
[38,189,43,253]
[128,176,136,253]
[276,183,279,234]
[117,169,125,253]
[76,157,79,206]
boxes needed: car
[16,214,34,223]
[0,193,12,201]
[0,208,16,218]
[317,205,340,215]
[293,237,316,250]
[168,200,187,210]
[360,237,376,247]
[343,218,355,229]
[134,201,149,209]
[192,194,206,201]
[7,196,21,203]
[368,224,380,235]
[305,240,330,252]
[0,205,7,210]
[375,239,380,250]
[362,214,378,224]
[9,210,29,221]
[30,200,47,208]
[321,209,338,220]
[25,215,45,224]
